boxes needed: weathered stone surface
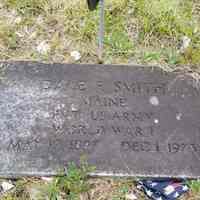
[0,61,200,178]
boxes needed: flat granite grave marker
[0,61,200,178]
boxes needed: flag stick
[98,0,104,62]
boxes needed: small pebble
[36,41,50,55]
[71,104,79,112]
[154,119,159,124]
[194,26,198,34]
[1,181,14,192]
[149,96,159,106]
[70,51,81,61]
[36,15,44,25]
[180,36,191,53]
[126,193,138,200]
[14,16,22,24]
[41,177,53,182]
[176,113,182,121]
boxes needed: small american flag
[137,179,189,200]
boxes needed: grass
[112,179,133,200]
[134,0,195,39]
[1,161,95,200]
[0,0,199,65]
[2,0,46,15]
[39,160,95,200]
[1,179,30,200]
[104,1,134,58]
[0,22,18,50]
[188,180,200,194]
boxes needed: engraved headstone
[0,61,200,178]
